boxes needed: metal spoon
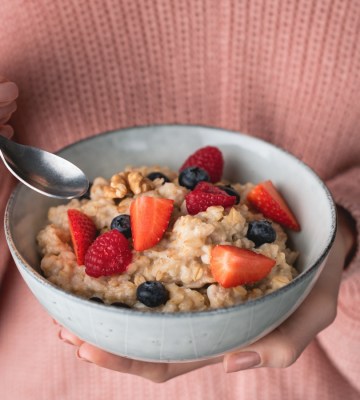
[0,135,89,199]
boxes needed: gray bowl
[4,125,336,362]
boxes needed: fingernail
[225,351,261,373]
[58,330,73,345]
[0,82,18,101]
[76,348,91,363]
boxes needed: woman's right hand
[0,76,18,139]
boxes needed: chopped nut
[108,172,130,198]
[127,171,154,195]
[104,171,154,199]
[117,197,133,214]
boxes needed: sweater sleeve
[0,165,16,286]
[317,165,360,391]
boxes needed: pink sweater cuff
[327,165,360,272]
[317,166,360,391]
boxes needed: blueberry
[146,172,170,183]
[78,182,93,200]
[136,281,169,308]
[89,297,104,304]
[217,185,240,204]
[246,220,276,247]
[110,214,132,239]
[111,302,131,309]
[178,166,210,190]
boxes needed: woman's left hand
[57,207,355,381]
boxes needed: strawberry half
[84,229,132,277]
[210,245,276,288]
[180,146,224,183]
[247,180,301,231]
[67,209,97,265]
[130,196,174,251]
[185,181,236,215]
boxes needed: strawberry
[247,180,301,231]
[210,245,276,288]
[67,209,97,265]
[84,229,132,277]
[180,146,224,183]
[130,196,174,251]
[185,181,236,215]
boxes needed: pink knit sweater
[1,1,359,399]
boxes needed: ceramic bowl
[4,125,336,362]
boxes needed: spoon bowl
[0,135,89,199]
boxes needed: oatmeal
[37,146,299,312]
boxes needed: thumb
[223,326,304,372]
[223,291,337,372]
[223,231,345,373]
[0,124,14,139]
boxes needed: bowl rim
[4,124,337,319]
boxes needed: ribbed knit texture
[0,1,359,399]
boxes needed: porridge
[37,146,300,312]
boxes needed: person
[0,1,359,399]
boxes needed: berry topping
[89,297,104,303]
[185,181,237,215]
[136,281,169,308]
[210,245,276,288]
[77,182,93,200]
[247,180,301,231]
[111,302,131,309]
[146,172,170,183]
[84,229,132,277]
[110,214,132,239]
[178,166,210,190]
[67,209,97,266]
[180,146,224,183]
[130,196,174,251]
[216,185,240,204]
[246,220,276,247]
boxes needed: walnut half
[104,171,154,199]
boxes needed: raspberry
[84,229,132,277]
[185,181,237,215]
[179,146,224,183]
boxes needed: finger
[224,299,334,372]
[77,342,221,382]
[0,101,17,122]
[58,328,84,347]
[0,125,14,139]
[224,279,339,372]
[0,81,18,103]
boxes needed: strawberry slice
[210,245,276,288]
[67,209,97,265]
[130,196,174,251]
[180,146,224,183]
[247,180,301,231]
